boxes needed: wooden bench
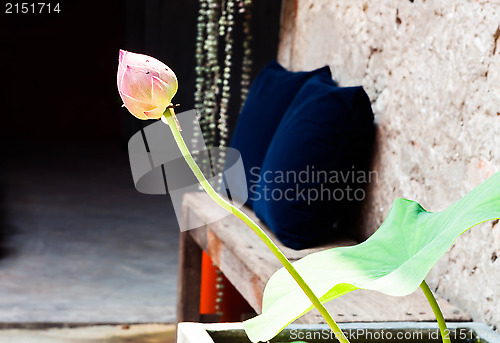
[176,192,471,324]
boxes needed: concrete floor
[0,144,179,324]
[0,324,176,343]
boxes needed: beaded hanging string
[194,0,253,178]
[204,0,221,151]
[194,0,208,154]
[239,0,253,110]
[193,0,253,318]
[194,0,221,176]
[215,0,235,175]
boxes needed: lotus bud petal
[117,50,178,120]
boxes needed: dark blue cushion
[253,74,375,249]
[225,60,331,207]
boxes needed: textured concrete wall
[278,0,500,329]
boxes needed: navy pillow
[253,74,375,249]
[225,61,331,207]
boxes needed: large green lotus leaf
[244,172,500,343]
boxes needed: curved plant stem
[163,108,350,343]
[421,280,451,343]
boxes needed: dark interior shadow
[0,174,16,260]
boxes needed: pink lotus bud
[117,50,178,120]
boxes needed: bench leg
[176,231,202,322]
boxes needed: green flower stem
[163,108,350,343]
[420,280,451,343]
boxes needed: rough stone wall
[278,0,500,329]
